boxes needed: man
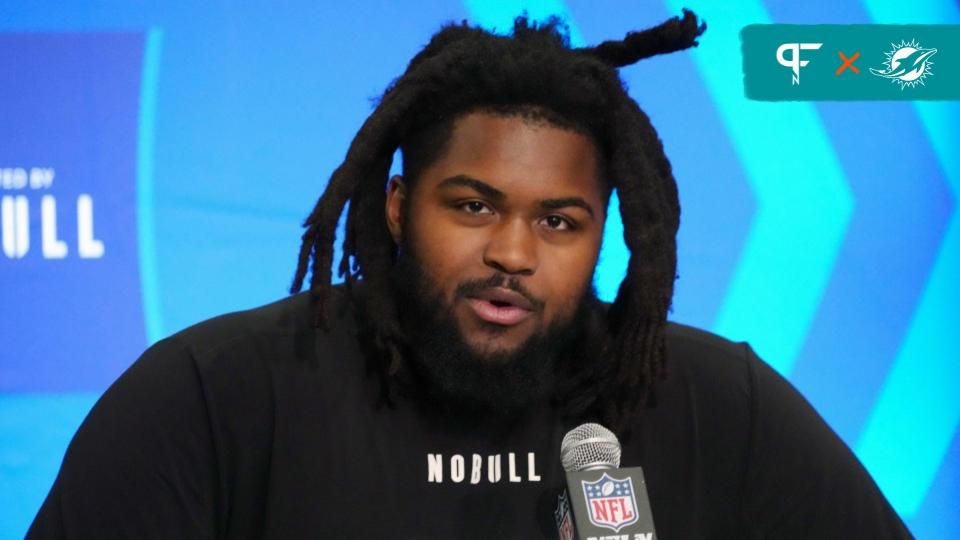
[29,11,911,539]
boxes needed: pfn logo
[777,42,823,85]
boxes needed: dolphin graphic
[870,46,938,82]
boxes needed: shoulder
[88,291,332,428]
[156,284,360,370]
[113,284,365,426]
[170,286,347,354]
[663,321,750,367]
[664,321,747,357]
[157,282,367,400]
[661,321,754,402]
[657,321,817,440]
[637,321,757,460]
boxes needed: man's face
[385,111,607,358]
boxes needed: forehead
[418,112,607,203]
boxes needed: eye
[541,215,576,231]
[458,201,494,215]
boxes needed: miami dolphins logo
[870,39,937,89]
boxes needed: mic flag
[555,423,657,540]
[555,466,657,540]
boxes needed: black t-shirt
[28,285,911,539]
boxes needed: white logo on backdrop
[0,167,104,259]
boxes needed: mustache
[454,274,545,312]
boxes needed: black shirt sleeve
[739,344,913,538]
[27,337,219,539]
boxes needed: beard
[387,245,600,417]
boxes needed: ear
[385,175,407,244]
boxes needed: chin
[459,325,526,358]
[470,342,519,361]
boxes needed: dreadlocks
[290,10,706,432]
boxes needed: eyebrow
[436,174,597,219]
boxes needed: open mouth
[467,287,533,326]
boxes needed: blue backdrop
[1,1,957,537]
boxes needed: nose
[483,218,538,275]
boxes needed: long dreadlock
[290,10,705,432]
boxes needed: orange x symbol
[836,51,860,75]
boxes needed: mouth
[465,287,535,326]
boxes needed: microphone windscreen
[559,423,622,472]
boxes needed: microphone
[554,423,657,540]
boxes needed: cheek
[540,237,602,318]
[406,206,484,295]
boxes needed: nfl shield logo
[581,473,639,532]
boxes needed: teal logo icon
[742,24,959,100]
[869,39,938,89]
